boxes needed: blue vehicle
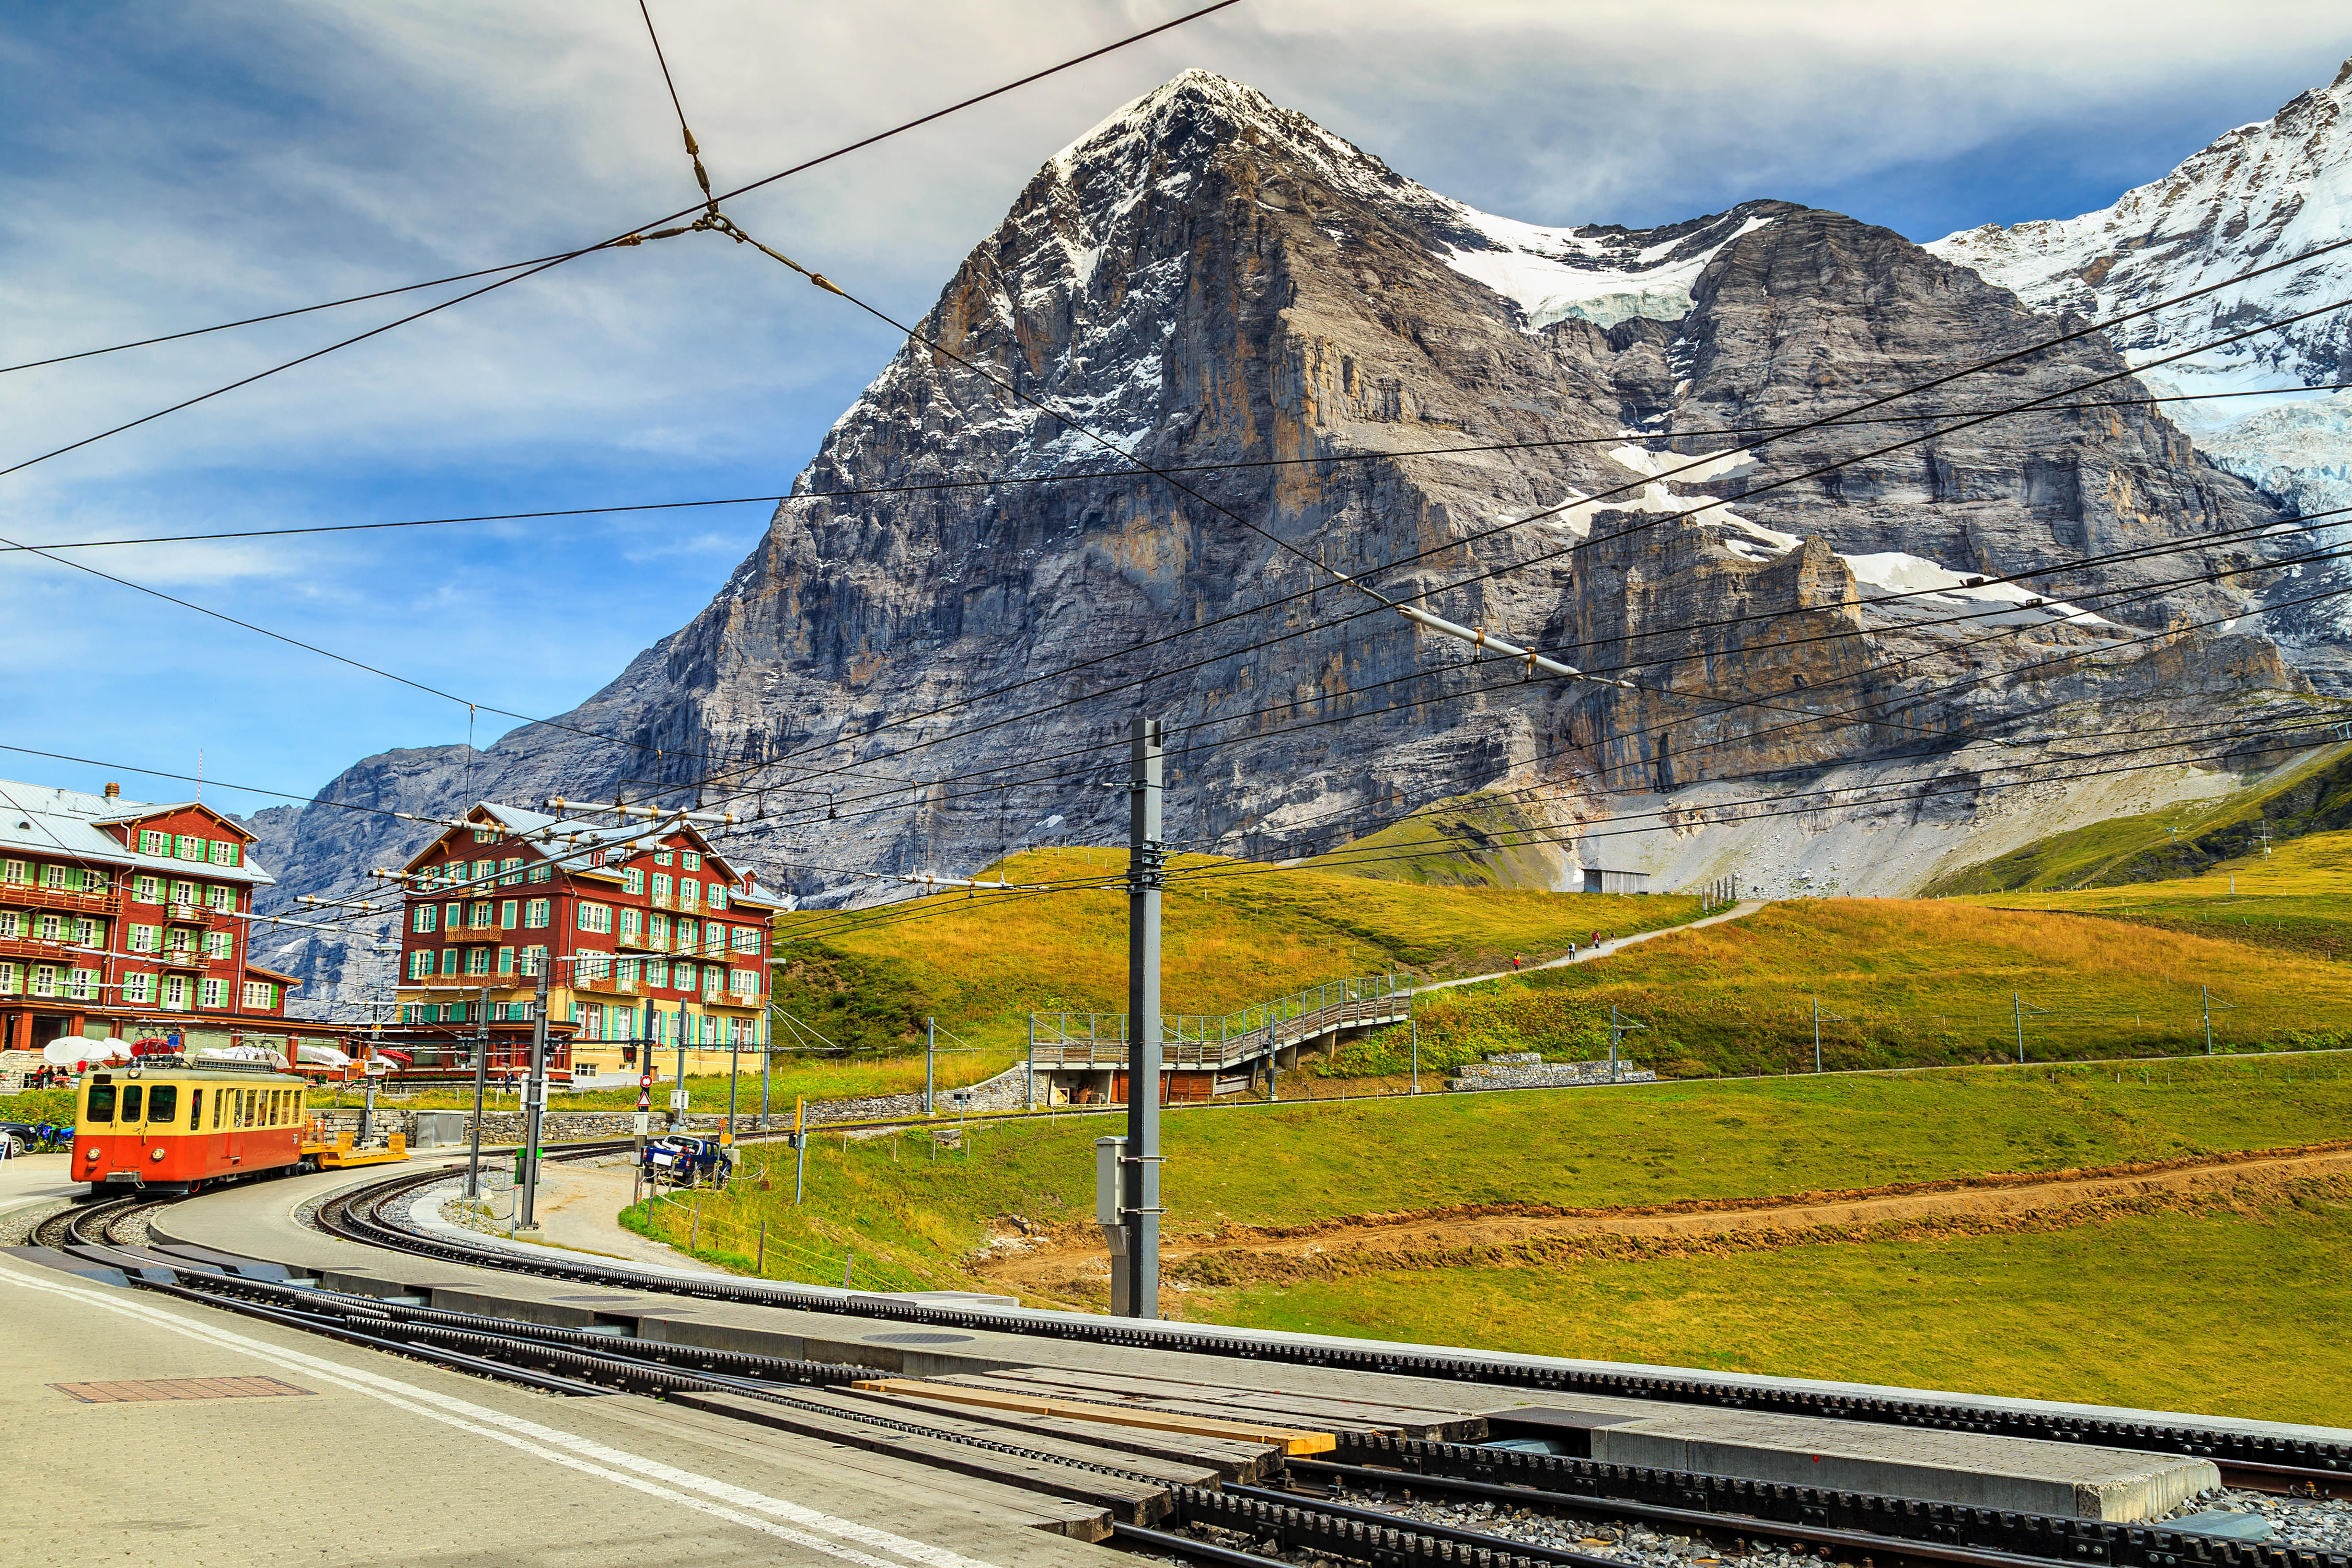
[641,1135,733,1189]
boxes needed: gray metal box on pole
[1095,1133,1130,1317]
[1122,716,1164,1320]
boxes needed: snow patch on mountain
[1443,211,1776,330]
[1839,551,2116,630]
[1928,54,2352,411]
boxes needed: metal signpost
[516,963,550,1234]
[1121,716,1165,1320]
[465,986,490,1200]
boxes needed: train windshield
[120,1085,142,1123]
[85,1085,116,1123]
[147,1085,177,1124]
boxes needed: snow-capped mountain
[1929,55,2352,415]
[251,69,2322,1009]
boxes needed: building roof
[0,778,277,887]
[245,963,306,986]
[401,800,763,893]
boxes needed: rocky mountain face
[1930,55,2352,679]
[251,68,2335,1011]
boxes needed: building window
[473,859,495,882]
[208,840,241,866]
[175,834,204,860]
[121,971,151,1004]
[169,880,195,906]
[618,958,641,986]
[1,859,24,885]
[647,959,670,990]
[129,925,157,952]
[527,863,551,883]
[205,884,232,910]
[497,946,515,974]
[470,900,491,928]
[138,830,168,856]
[579,953,611,981]
[40,864,65,890]
[619,907,642,943]
[414,905,436,933]
[440,948,458,976]
[707,883,728,910]
[474,826,496,844]
[500,858,523,886]
[242,980,276,1009]
[522,945,547,976]
[654,849,672,867]
[650,872,672,906]
[682,852,701,871]
[524,898,550,929]
[729,968,757,998]
[500,899,518,929]
[466,947,491,975]
[31,964,58,998]
[678,880,700,910]
[199,976,227,1009]
[0,962,16,995]
[203,930,232,959]
[85,870,111,894]
[444,902,463,929]
[701,967,722,1002]
[622,866,644,895]
[578,902,611,934]
[731,925,760,955]
[163,974,189,1010]
[408,950,430,979]
[0,913,13,939]
[132,874,158,902]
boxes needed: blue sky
[2,0,2347,822]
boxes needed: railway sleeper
[1325,1437,2351,1568]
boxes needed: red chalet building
[386,802,783,1080]
[0,777,303,1055]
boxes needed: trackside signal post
[1122,716,1165,1319]
[516,962,550,1233]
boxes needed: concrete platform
[1588,1408,2220,1520]
[0,1248,1125,1566]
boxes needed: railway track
[308,1158,2351,1497]
[35,1181,2352,1568]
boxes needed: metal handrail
[1029,973,1412,1067]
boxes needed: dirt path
[1417,898,1767,995]
[975,1140,2352,1295]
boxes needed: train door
[140,1083,178,1172]
[226,1085,245,1167]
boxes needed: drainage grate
[860,1332,977,1346]
[51,1376,315,1404]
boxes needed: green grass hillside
[1926,742,2352,894]
[1302,791,1568,888]
[1947,826,2352,964]
[1331,894,2352,1081]
[766,848,1697,1054]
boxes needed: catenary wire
[7,382,2339,558]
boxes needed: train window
[190,1089,203,1130]
[212,1089,224,1129]
[147,1086,177,1124]
[269,1091,281,1125]
[248,1089,259,1125]
[121,1085,142,1123]
[86,1085,116,1123]
[230,1092,242,1129]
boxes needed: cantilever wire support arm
[1395,604,1639,691]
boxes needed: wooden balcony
[6,884,123,916]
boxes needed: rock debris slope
[251,68,2336,1008]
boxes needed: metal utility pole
[465,986,489,1200]
[672,1012,688,1134]
[793,1096,807,1205]
[1027,1015,1036,1112]
[2204,986,2214,1055]
[725,1030,741,1149]
[1411,1017,1420,1093]
[516,961,550,1233]
[1608,1006,1647,1081]
[1122,716,1165,1320]
[925,1017,936,1116]
[1809,997,1848,1074]
[759,1024,771,1131]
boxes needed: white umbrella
[295,1042,352,1068]
[197,1044,288,1067]
[41,1035,131,1067]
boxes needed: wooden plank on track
[841,1388,1282,1481]
[852,1378,1334,1456]
[667,1392,1157,1532]
[945,1370,1400,1436]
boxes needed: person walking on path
[1589,929,1602,949]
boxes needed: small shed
[1580,868,1650,895]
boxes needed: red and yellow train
[75,1061,311,1196]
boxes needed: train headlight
[151,1148,167,1162]
[83,1146,101,1161]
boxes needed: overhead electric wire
[8,382,2342,558]
[0,0,1245,487]
[658,286,2352,821]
